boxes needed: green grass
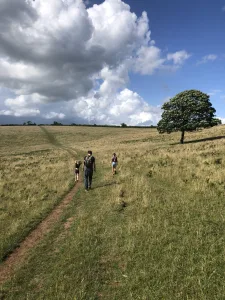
[1,125,225,299]
[0,127,80,262]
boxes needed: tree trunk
[180,130,185,144]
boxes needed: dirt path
[0,181,82,285]
[0,127,82,285]
[39,126,77,157]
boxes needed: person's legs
[88,170,93,189]
[112,162,117,174]
[112,162,115,174]
[84,169,89,190]
[75,170,78,182]
[114,165,117,174]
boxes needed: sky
[0,0,224,125]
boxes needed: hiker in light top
[74,160,81,182]
[111,153,118,175]
[83,150,96,191]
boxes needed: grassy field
[1,125,225,299]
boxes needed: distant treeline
[0,121,157,128]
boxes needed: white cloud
[135,48,190,75]
[218,117,225,124]
[0,0,190,125]
[68,88,162,125]
[5,93,46,108]
[0,108,40,117]
[43,112,65,119]
[0,110,14,116]
[167,50,191,65]
[197,54,218,65]
[0,93,46,117]
[134,46,166,75]
[98,64,130,97]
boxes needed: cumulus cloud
[0,108,40,117]
[44,112,65,119]
[167,51,191,65]
[2,93,45,117]
[134,46,166,75]
[197,54,218,65]
[0,0,190,125]
[134,48,190,75]
[68,88,162,125]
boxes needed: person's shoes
[88,186,91,190]
[85,189,88,192]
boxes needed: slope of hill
[1,125,225,299]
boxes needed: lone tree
[157,90,220,144]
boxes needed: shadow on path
[171,135,225,145]
[39,126,76,157]
[91,181,119,190]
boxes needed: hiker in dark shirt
[111,153,118,175]
[83,150,96,191]
[74,160,81,182]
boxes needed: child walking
[74,160,81,182]
[111,153,118,175]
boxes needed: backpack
[85,156,93,168]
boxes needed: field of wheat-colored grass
[0,126,78,261]
[1,125,225,299]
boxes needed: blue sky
[93,0,225,116]
[0,0,224,124]
[129,0,225,117]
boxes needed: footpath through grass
[1,125,225,299]
[0,126,79,262]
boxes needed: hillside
[0,125,225,299]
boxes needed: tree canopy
[157,90,220,143]
[23,121,36,126]
[52,121,63,126]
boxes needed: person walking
[111,153,118,175]
[83,150,96,191]
[74,160,81,182]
